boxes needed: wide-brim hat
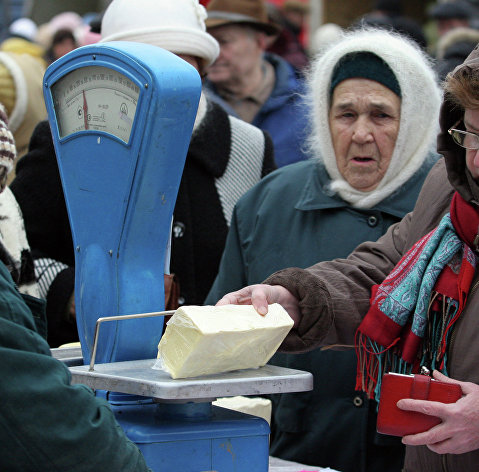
[206,0,281,36]
[100,0,219,68]
[429,0,474,20]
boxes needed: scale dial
[51,65,140,143]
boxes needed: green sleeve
[0,262,151,472]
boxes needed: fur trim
[0,104,16,187]
[0,188,39,296]
[215,115,265,225]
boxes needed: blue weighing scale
[44,42,312,472]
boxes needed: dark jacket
[170,99,275,306]
[10,120,75,347]
[0,261,150,471]
[206,156,438,472]
[264,46,479,471]
[205,53,310,168]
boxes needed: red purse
[377,372,462,436]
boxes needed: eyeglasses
[448,121,479,150]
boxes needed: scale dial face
[51,65,140,143]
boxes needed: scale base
[111,400,269,472]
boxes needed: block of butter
[213,396,272,424]
[157,303,293,379]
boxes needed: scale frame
[43,42,201,366]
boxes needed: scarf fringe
[355,331,414,400]
[356,291,460,401]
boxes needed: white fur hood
[307,28,442,209]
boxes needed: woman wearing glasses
[217,42,479,471]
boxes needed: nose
[352,117,374,144]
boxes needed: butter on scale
[157,304,294,379]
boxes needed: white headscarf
[307,28,442,209]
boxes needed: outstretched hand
[399,370,479,454]
[216,283,301,326]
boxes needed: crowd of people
[3,0,479,471]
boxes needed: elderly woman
[206,28,441,472]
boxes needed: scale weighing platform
[44,42,313,472]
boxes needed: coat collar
[188,100,231,178]
[295,160,427,218]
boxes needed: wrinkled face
[328,78,401,191]
[207,24,264,86]
[463,108,479,180]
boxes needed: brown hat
[206,0,281,36]
[283,1,310,13]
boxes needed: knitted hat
[206,0,281,36]
[330,52,401,97]
[0,104,16,192]
[8,18,38,42]
[100,0,219,67]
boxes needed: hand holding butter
[157,304,293,379]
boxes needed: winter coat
[205,156,437,472]
[264,47,479,471]
[205,52,310,168]
[0,51,46,162]
[0,261,150,471]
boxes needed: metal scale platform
[44,42,312,472]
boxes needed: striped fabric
[0,103,16,191]
[34,257,68,300]
[215,115,265,226]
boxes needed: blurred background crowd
[3,0,479,68]
[3,0,479,77]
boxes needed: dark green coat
[206,156,438,472]
[0,262,150,471]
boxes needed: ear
[256,31,269,50]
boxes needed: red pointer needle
[83,90,89,130]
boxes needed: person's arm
[218,212,413,353]
[0,263,150,472]
[2,337,151,471]
[399,370,479,454]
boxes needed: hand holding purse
[377,372,462,436]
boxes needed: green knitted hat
[330,51,401,97]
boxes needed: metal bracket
[89,310,176,371]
